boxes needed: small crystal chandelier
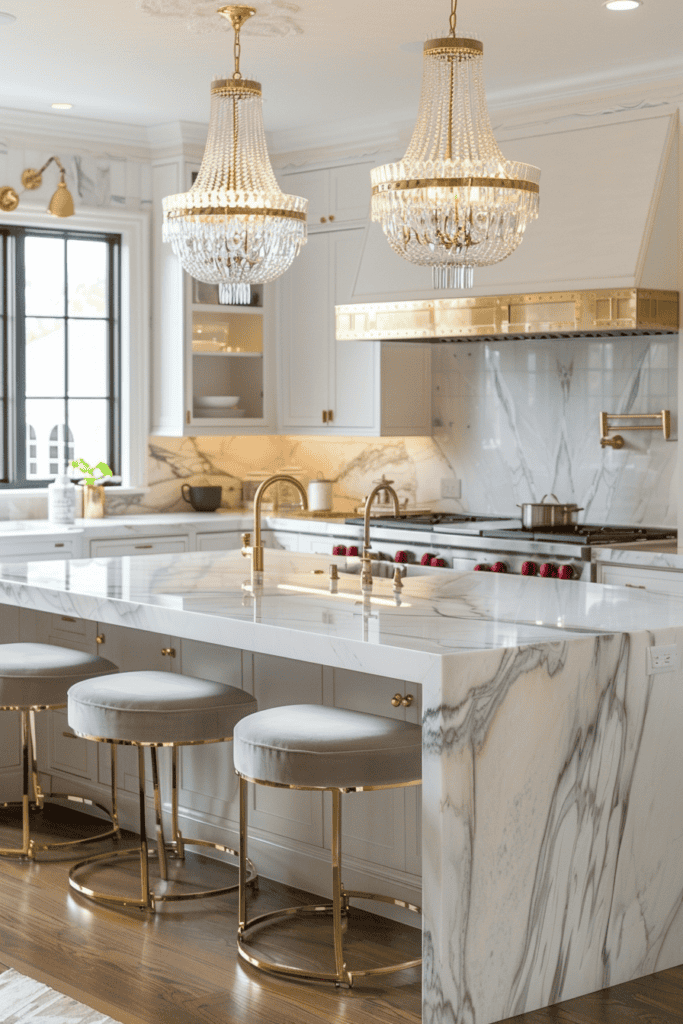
[371,0,540,291]
[163,5,307,305]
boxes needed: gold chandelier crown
[162,5,308,305]
[371,0,540,291]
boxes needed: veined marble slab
[0,548,681,1024]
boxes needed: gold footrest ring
[237,895,422,987]
[0,794,120,859]
[69,839,258,911]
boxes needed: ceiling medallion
[371,0,540,291]
[138,0,303,36]
[162,5,308,306]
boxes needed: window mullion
[14,231,27,486]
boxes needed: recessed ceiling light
[51,103,73,110]
[604,1,642,10]
[0,12,16,25]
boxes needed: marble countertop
[1,549,682,691]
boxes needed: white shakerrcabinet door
[280,231,332,429]
[195,531,244,552]
[327,668,420,873]
[248,653,325,848]
[94,624,180,795]
[172,639,247,827]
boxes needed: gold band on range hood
[335,289,679,342]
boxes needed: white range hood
[337,112,679,340]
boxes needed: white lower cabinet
[195,531,243,552]
[596,562,683,596]
[328,668,421,876]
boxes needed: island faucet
[361,482,400,593]
[242,474,308,588]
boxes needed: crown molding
[0,106,152,158]
[146,120,207,159]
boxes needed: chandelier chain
[233,20,242,79]
[449,0,457,37]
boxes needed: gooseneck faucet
[361,483,400,593]
[242,474,308,588]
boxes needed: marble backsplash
[106,335,678,528]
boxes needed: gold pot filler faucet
[242,474,308,588]
[361,483,401,594]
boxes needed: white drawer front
[599,563,683,597]
[89,536,188,558]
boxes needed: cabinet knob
[96,633,105,645]
[327,409,334,423]
[320,216,327,224]
[391,693,414,708]
[322,410,328,424]
[329,215,335,221]
[161,647,176,658]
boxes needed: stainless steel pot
[517,494,584,530]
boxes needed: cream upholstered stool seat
[0,643,119,859]
[67,670,258,911]
[234,703,422,988]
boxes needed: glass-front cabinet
[189,281,265,426]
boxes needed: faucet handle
[241,532,251,554]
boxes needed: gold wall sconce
[600,410,671,449]
[0,156,75,217]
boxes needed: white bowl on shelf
[195,395,240,408]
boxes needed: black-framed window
[0,226,121,487]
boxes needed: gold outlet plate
[335,289,679,342]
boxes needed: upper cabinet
[150,158,276,436]
[277,160,431,436]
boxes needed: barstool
[67,670,259,911]
[234,703,422,988]
[0,643,120,859]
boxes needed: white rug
[0,969,124,1023]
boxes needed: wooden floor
[0,808,681,1024]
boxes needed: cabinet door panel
[328,668,412,870]
[280,233,331,428]
[281,168,329,226]
[332,229,377,430]
[330,162,373,223]
[195,531,243,552]
[0,710,20,770]
[249,654,324,847]
[95,625,177,794]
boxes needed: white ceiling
[1,0,682,147]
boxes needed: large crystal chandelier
[371,0,540,291]
[163,5,307,305]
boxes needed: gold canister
[82,484,105,519]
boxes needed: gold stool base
[69,839,258,911]
[0,710,119,860]
[237,776,422,988]
[237,893,421,988]
[68,742,257,912]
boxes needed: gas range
[341,514,677,582]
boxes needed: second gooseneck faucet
[242,474,308,588]
[361,482,400,593]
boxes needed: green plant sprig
[71,459,113,487]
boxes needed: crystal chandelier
[162,5,307,305]
[371,0,540,291]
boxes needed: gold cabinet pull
[186,410,191,425]
[322,410,328,424]
[161,647,176,658]
[320,216,327,224]
[96,633,105,645]
[61,615,76,622]
[55,543,65,548]
[391,693,414,708]
[327,409,334,423]
[625,583,646,590]
[134,544,153,550]
[329,214,335,221]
